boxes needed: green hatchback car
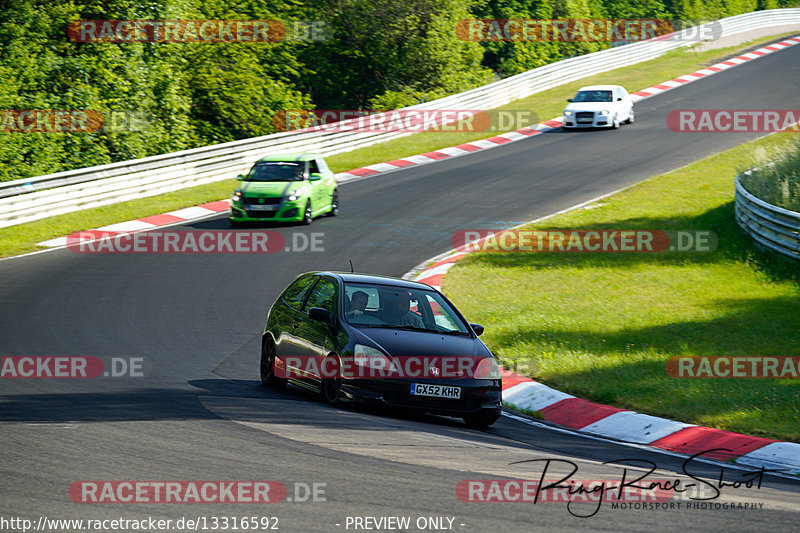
[229,153,339,225]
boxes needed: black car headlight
[473,357,501,379]
[354,344,397,374]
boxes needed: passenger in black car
[346,291,369,318]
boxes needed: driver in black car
[383,291,424,328]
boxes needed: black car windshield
[572,90,613,103]
[245,161,305,182]
[343,282,471,335]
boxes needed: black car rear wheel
[260,337,286,388]
[463,410,501,428]
[321,354,343,405]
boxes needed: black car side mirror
[470,323,484,336]
[308,307,334,325]
[617,97,623,101]
[567,98,573,102]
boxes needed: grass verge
[443,132,800,443]
[739,136,800,211]
[2,31,798,258]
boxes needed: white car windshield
[573,90,613,103]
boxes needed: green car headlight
[287,188,302,202]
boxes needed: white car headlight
[563,110,573,116]
[287,188,302,202]
[474,357,501,379]
[231,191,242,202]
[600,110,610,116]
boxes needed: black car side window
[304,277,337,313]
[309,159,320,174]
[282,275,317,311]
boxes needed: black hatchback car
[260,272,503,427]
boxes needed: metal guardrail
[2,9,800,228]
[735,174,800,261]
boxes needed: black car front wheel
[463,410,501,428]
[321,354,343,405]
[260,337,286,388]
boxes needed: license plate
[248,204,279,211]
[410,383,461,399]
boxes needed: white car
[562,85,634,129]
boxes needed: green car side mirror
[236,174,244,181]
[310,173,322,181]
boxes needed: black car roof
[308,271,434,290]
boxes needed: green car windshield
[245,161,305,182]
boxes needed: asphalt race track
[1,42,800,532]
